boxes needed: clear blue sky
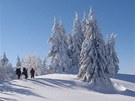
[0,0,135,74]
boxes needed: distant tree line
[0,53,49,81]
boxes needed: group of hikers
[15,67,35,79]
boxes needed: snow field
[0,73,135,101]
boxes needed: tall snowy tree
[16,55,21,67]
[59,20,71,71]
[43,57,47,67]
[70,13,84,69]
[67,33,73,64]
[106,33,119,76]
[77,8,112,87]
[0,52,9,66]
[48,17,71,72]
[0,53,16,81]
[81,12,87,38]
[41,57,51,74]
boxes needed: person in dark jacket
[30,68,35,78]
[22,67,28,79]
[15,67,21,79]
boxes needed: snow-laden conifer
[43,57,47,68]
[106,33,119,76]
[67,33,73,64]
[16,55,21,67]
[48,17,71,72]
[42,57,51,74]
[70,13,84,69]
[81,12,87,38]
[78,8,112,87]
[0,53,16,81]
[0,52,9,66]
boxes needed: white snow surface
[0,73,135,101]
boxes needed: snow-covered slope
[0,73,135,101]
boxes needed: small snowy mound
[113,82,126,91]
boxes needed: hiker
[63,67,65,72]
[15,67,21,79]
[22,67,28,79]
[30,68,35,78]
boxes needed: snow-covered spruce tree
[67,33,73,63]
[81,12,87,38]
[43,57,47,68]
[59,20,71,71]
[106,33,119,76]
[22,55,44,76]
[16,55,22,67]
[70,13,84,69]
[0,53,16,81]
[0,52,9,66]
[41,57,51,74]
[48,17,71,72]
[77,8,112,87]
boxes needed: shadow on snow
[28,76,135,98]
[0,97,17,101]
[29,77,76,89]
[0,81,46,99]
